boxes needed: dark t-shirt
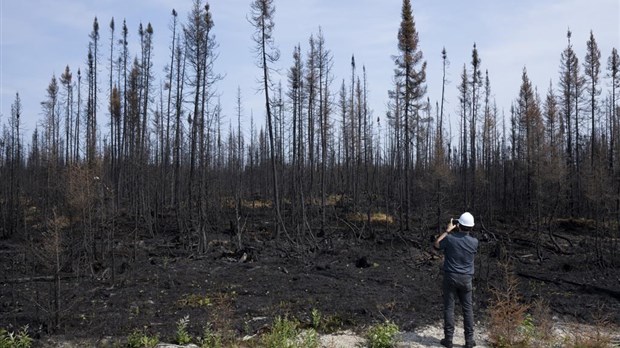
[439,231,479,275]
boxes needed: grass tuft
[260,316,319,348]
[0,326,33,348]
[127,327,159,348]
[366,321,399,348]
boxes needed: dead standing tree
[86,18,99,168]
[607,48,620,261]
[392,0,427,231]
[1,93,24,239]
[559,29,581,216]
[184,0,220,252]
[249,0,287,238]
[286,45,305,235]
[469,44,482,211]
[316,29,333,235]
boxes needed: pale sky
[1,0,619,145]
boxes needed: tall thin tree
[88,17,99,167]
[60,66,73,165]
[393,0,427,230]
[559,29,579,215]
[249,0,286,237]
[583,30,601,167]
[608,48,620,170]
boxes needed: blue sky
[1,0,619,144]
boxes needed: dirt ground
[1,212,619,346]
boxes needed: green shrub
[198,324,223,348]
[298,328,320,348]
[127,328,159,348]
[260,316,319,348]
[261,316,298,348]
[310,308,322,330]
[175,315,192,345]
[366,321,399,348]
[0,326,33,348]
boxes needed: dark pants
[442,272,474,343]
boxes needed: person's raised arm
[434,219,457,249]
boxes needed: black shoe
[465,340,477,348]
[440,338,453,348]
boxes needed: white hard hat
[458,212,475,227]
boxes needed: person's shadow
[396,332,445,347]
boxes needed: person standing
[434,212,479,348]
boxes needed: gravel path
[319,321,489,348]
[319,320,620,348]
[395,323,488,348]
[36,319,620,347]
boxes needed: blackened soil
[1,215,619,344]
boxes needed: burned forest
[1,0,619,346]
